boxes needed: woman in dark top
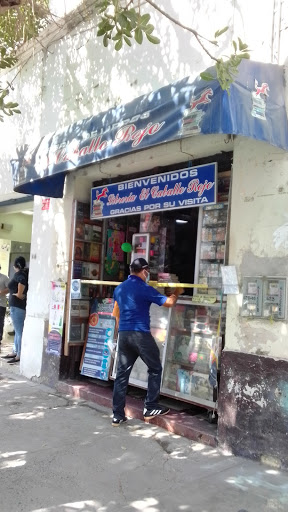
[6,256,28,364]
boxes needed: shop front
[61,154,232,416]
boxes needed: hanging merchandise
[104,229,125,279]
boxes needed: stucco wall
[0,213,32,243]
[226,136,288,359]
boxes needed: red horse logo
[96,187,108,200]
[255,80,269,96]
[190,88,213,111]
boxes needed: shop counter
[111,298,224,411]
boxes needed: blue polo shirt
[113,275,167,332]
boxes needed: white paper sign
[221,266,239,294]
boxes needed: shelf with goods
[65,201,105,351]
[161,300,222,408]
[195,166,231,300]
[194,203,229,301]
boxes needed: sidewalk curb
[0,367,217,448]
[56,379,218,447]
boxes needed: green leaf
[231,55,242,66]
[115,39,123,51]
[135,27,143,44]
[97,27,108,37]
[123,29,132,37]
[13,109,21,114]
[125,8,137,27]
[140,13,151,25]
[238,37,248,51]
[146,33,160,44]
[214,26,229,38]
[98,19,107,29]
[241,53,250,59]
[112,32,122,40]
[117,13,128,29]
[124,36,132,47]
[5,102,18,108]
[126,8,137,20]
[200,72,215,81]
[103,34,109,47]
[144,23,154,35]
[232,40,237,53]
[104,23,115,31]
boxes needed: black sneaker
[111,417,128,427]
[143,406,170,419]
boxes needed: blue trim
[11,60,288,198]
[0,196,33,207]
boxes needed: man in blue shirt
[112,257,183,426]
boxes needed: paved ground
[0,366,288,512]
[0,330,21,375]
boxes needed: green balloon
[121,242,132,253]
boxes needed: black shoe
[111,417,128,427]
[8,331,15,336]
[2,353,17,359]
[7,356,20,364]
[143,406,170,419]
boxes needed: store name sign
[91,163,217,219]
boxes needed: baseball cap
[130,258,149,272]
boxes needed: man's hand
[163,287,184,308]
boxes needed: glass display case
[111,303,170,388]
[161,299,222,408]
[195,203,228,301]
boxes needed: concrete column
[20,176,74,382]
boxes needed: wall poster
[46,281,66,356]
[80,298,115,381]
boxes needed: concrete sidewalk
[0,368,288,512]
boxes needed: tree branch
[144,0,220,62]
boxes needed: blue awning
[11,60,288,198]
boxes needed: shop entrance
[102,207,198,293]
[63,155,232,418]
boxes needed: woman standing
[6,256,28,364]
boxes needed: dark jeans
[0,306,5,341]
[113,330,162,420]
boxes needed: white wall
[0,1,279,139]
[0,213,32,243]
[226,136,288,359]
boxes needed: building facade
[1,0,288,466]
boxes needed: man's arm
[162,288,184,308]
[0,287,8,296]
[112,300,120,336]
